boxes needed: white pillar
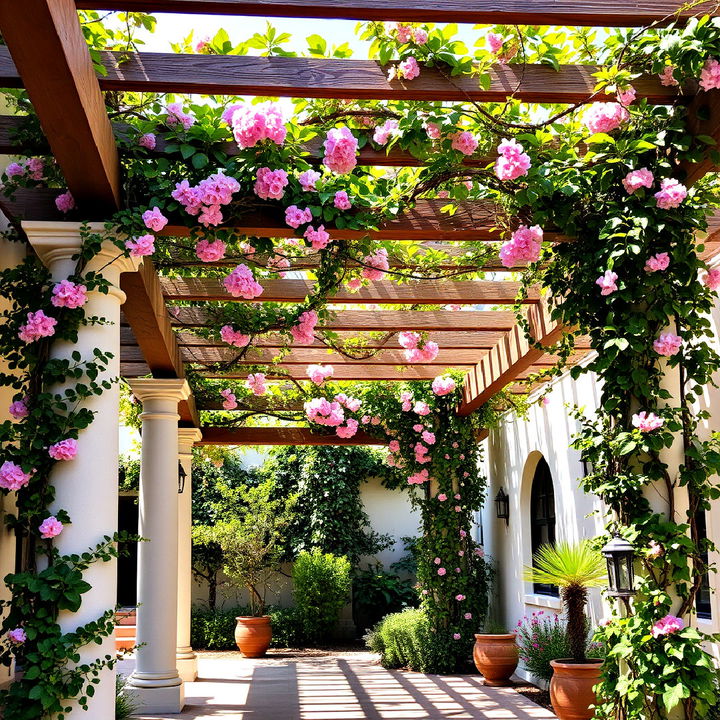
[24,221,140,718]
[126,379,190,714]
[176,427,202,682]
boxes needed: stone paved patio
[119,651,556,720]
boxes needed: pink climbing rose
[651,615,684,638]
[0,461,33,491]
[617,85,636,106]
[421,431,436,445]
[165,102,195,130]
[298,169,321,192]
[494,138,531,181]
[18,310,57,343]
[48,438,78,461]
[659,66,678,87]
[583,102,630,134]
[254,167,288,200]
[220,389,238,411]
[290,311,318,345]
[323,127,358,175]
[125,234,155,257]
[412,28,428,45]
[8,399,28,420]
[438,493,447,502]
[499,225,543,268]
[306,364,334,385]
[362,248,389,280]
[223,264,264,299]
[304,225,331,250]
[397,56,420,80]
[437,567,447,576]
[432,375,456,396]
[645,253,670,272]
[487,32,504,53]
[425,122,441,140]
[389,440,400,453]
[285,205,313,229]
[702,268,720,291]
[38,516,63,539]
[51,280,87,309]
[408,469,430,485]
[195,238,227,262]
[305,398,345,427]
[596,270,618,296]
[138,133,156,150]
[229,102,287,148]
[622,168,654,194]
[700,58,720,91]
[414,401,431,416]
[334,191,352,210]
[55,191,75,214]
[142,206,168,232]
[336,418,359,439]
[391,23,412,44]
[632,411,664,432]
[246,373,267,397]
[654,332,682,357]
[7,628,26,644]
[655,178,687,209]
[450,131,478,156]
[220,325,250,348]
[373,119,399,146]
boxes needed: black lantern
[495,488,509,526]
[178,461,187,494]
[602,533,636,597]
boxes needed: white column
[126,379,190,714]
[24,221,140,718]
[176,427,202,682]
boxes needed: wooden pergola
[1,0,720,444]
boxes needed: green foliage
[352,565,418,634]
[292,549,352,645]
[115,675,139,720]
[259,446,393,564]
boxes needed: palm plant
[523,540,606,662]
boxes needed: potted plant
[207,481,295,658]
[524,540,606,720]
[473,620,519,686]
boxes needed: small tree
[208,480,296,616]
[523,540,606,662]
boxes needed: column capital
[128,379,191,405]
[178,428,203,457]
[22,220,141,276]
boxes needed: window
[695,509,712,620]
[530,457,558,597]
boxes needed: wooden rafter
[197,365,466,380]
[197,426,385,446]
[160,277,539,304]
[0,47,680,105]
[0,0,120,212]
[73,0,720,27]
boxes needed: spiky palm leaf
[523,540,606,588]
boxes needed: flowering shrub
[516,613,571,682]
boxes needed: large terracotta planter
[550,659,603,720]
[235,616,272,658]
[473,633,519,686]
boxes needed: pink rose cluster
[389,23,427,45]
[304,225,332,250]
[125,234,155,257]
[142,206,168,232]
[632,411,664,432]
[617,85,636,106]
[414,401,430,416]
[220,325,250,348]
[373,119,399,146]
[285,205,313,229]
[583,102,630,135]
[494,138,531,181]
[195,238,227,263]
[432,375,456,396]
[336,418,360,439]
[39,516,63,539]
[645,253,670,272]
[700,58,720,92]
[622,168,654,195]
[225,101,287,149]
[499,225,543,268]
[171,172,241,227]
[654,178,687,210]
[18,310,57,343]
[55,191,75,214]
[298,169,321,192]
[9,398,28,420]
[399,331,439,363]
[51,280,87,309]
[306,364,334,385]
[362,248,389,280]
[414,442,431,464]
[397,56,420,81]
[654,332,682,357]
[223,264,264,299]
[290,311,318,345]
[334,191,352,210]
[323,127,358,175]
[268,254,291,277]
[0,461,33,490]
[7,628,26,644]
[596,269,618,296]
[651,614,684,638]
[305,397,345,427]
[335,393,362,413]
[408,469,430,485]
[425,121,442,140]
[254,167,288,200]
[220,388,238,410]
[246,373,267,396]
[450,131,478,156]
[702,268,720,291]
[487,32,504,54]
[138,133,156,150]
[165,102,195,130]
[48,438,78,461]
[659,66,678,87]
[400,390,414,412]
[6,157,44,181]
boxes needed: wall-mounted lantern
[495,488,510,526]
[178,461,187,494]
[602,533,636,597]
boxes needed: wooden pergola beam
[0,1,120,212]
[198,365,465,380]
[171,308,519,331]
[0,47,679,105]
[74,0,720,27]
[197,426,385,446]
[160,277,538,305]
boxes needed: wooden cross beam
[197,426,385,446]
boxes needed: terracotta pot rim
[550,658,604,669]
[474,633,516,640]
[235,615,271,623]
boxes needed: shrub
[269,606,305,647]
[365,608,437,672]
[352,565,418,634]
[293,549,352,644]
[516,612,571,681]
[115,675,138,720]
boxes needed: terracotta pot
[473,633,519,686]
[550,659,603,720]
[235,616,272,658]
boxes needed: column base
[125,678,185,714]
[176,647,198,682]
